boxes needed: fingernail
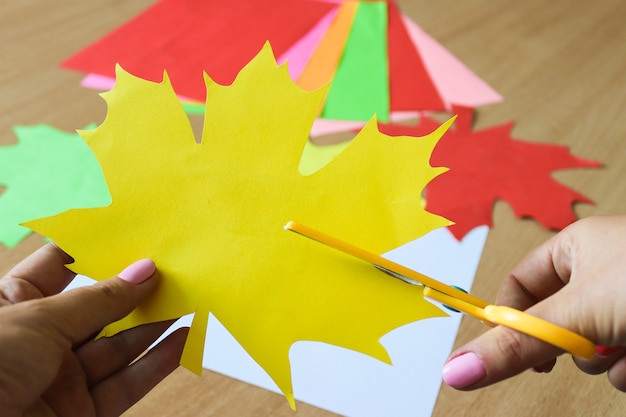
[442,352,486,389]
[531,361,555,373]
[596,345,619,357]
[118,259,156,284]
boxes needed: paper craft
[0,125,110,248]
[64,226,490,417]
[378,106,602,239]
[27,44,456,407]
[320,2,389,121]
[62,0,336,102]
[203,226,489,416]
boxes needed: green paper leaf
[0,124,110,247]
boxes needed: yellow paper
[299,139,351,175]
[26,43,453,408]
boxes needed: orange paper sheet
[296,1,359,91]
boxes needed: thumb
[442,292,578,390]
[26,259,159,346]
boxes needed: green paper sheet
[321,2,389,122]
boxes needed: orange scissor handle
[423,287,596,359]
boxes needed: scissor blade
[284,220,487,308]
[374,265,422,286]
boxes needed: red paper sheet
[378,106,601,238]
[387,0,444,111]
[62,0,335,102]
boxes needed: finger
[442,290,576,390]
[530,358,557,374]
[574,346,626,375]
[92,327,189,417]
[607,354,626,391]
[16,259,158,347]
[41,351,95,416]
[495,230,574,310]
[77,319,178,386]
[442,327,563,390]
[41,320,180,417]
[0,243,75,303]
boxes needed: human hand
[442,215,626,391]
[0,243,189,417]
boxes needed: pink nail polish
[442,352,486,389]
[118,259,156,284]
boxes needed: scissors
[284,221,596,360]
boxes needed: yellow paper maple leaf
[26,44,454,407]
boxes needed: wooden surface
[1,0,625,415]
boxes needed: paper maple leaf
[378,106,602,239]
[0,124,110,248]
[26,44,454,407]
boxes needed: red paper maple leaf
[378,105,602,239]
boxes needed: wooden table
[1,0,625,415]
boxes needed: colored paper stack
[0,0,600,249]
[62,0,502,121]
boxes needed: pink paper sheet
[277,7,340,81]
[402,15,503,108]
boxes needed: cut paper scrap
[27,44,454,408]
[387,0,444,112]
[321,1,389,121]
[378,105,602,239]
[402,14,503,109]
[0,124,110,248]
[62,0,336,102]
